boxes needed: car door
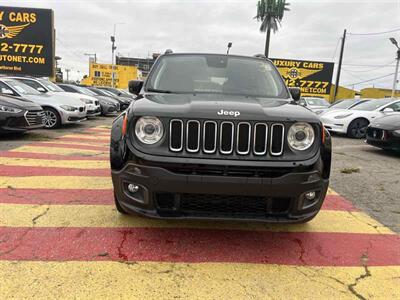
[381,101,400,114]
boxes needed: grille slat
[220,122,234,154]
[169,120,285,157]
[25,111,45,126]
[186,120,200,152]
[270,124,285,156]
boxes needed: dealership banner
[0,6,54,76]
[271,58,334,98]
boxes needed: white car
[320,99,400,138]
[299,97,330,113]
[316,99,372,115]
[0,78,87,129]
[9,77,101,118]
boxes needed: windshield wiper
[146,88,173,94]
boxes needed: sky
[2,0,400,90]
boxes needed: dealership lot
[0,119,399,299]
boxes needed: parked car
[299,97,330,113]
[0,78,87,129]
[98,86,135,100]
[87,87,131,110]
[320,99,400,138]
[110,52,331,223]
[58,84,120,116]
[316,99,372,115]
[0,94,44,134]
[9,77,101,118]
[366,114,400,151]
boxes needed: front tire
[43,107,61,129]
[347,118,369,138]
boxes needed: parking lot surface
[0,121,399,299]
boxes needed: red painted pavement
[0,227,398,266]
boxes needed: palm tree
[255,0,290,58]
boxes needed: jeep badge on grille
[217,110,240,117]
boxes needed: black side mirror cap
[289,87,301,101]
[128,80,144,95]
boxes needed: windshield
[37,79,65,92]
[305,98,329,107]
[147,54,288,98]
[330,100,354,109]
[5,79,41,95]
[76,86,97,97]
[350,99,393,111]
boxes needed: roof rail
[254,54,267,59]
[165,49,173,54]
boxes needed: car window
[0,82,17,95]
[147,54,288,98]
[384,101,400,112]
[4,80,41,95]
[38,79,65,92]
[59,85,75,92]
[350,99,393,111]
[19,79,43,90]
[299,99,307,106]
[305,98,329,107]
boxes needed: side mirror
[128,80,144,95]
[1,89,14,95]
[37,87,47,93]
[289,87,301,101]
[382,107,394,113]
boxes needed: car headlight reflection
[135,116,164,144]
[287,122,315,151]
[60,105,77,111]
[0,105,22,113]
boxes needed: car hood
[58,91,97,102]
[370,114,400,130]
[22,93,86,107]
[97,96,120,104]
[0,95,42,110]
[131,93,319,122]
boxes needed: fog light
[305,191,316,200]
[127,184,139,194]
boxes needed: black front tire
[347,118,369,138]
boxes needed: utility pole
[389,38,400,98]
[65,68,70,83]
[334,29,347,101]
[264,27,271,58]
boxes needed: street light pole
[390,38,400,98]
[111,23,124,88]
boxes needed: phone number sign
[0,6,54,76]
[272,58,334,98]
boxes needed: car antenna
[227,42,232,55]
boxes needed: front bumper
[0,111,44,133]
[320,116,348,134]
[87,107,101,117]
[59,109,87,124]
[366,128,400,151]
[112,160,329,223]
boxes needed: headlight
[60,105,77,111]
[334,113,353,119]
[393,129,400,137]
[0,105,22,113]
[135,116,164,144]
[287,122,315,151]
[80,98,93,104]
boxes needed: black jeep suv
[110,53,331,223]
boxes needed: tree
[255,0,290,58]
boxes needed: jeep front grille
[169,119,285,156]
